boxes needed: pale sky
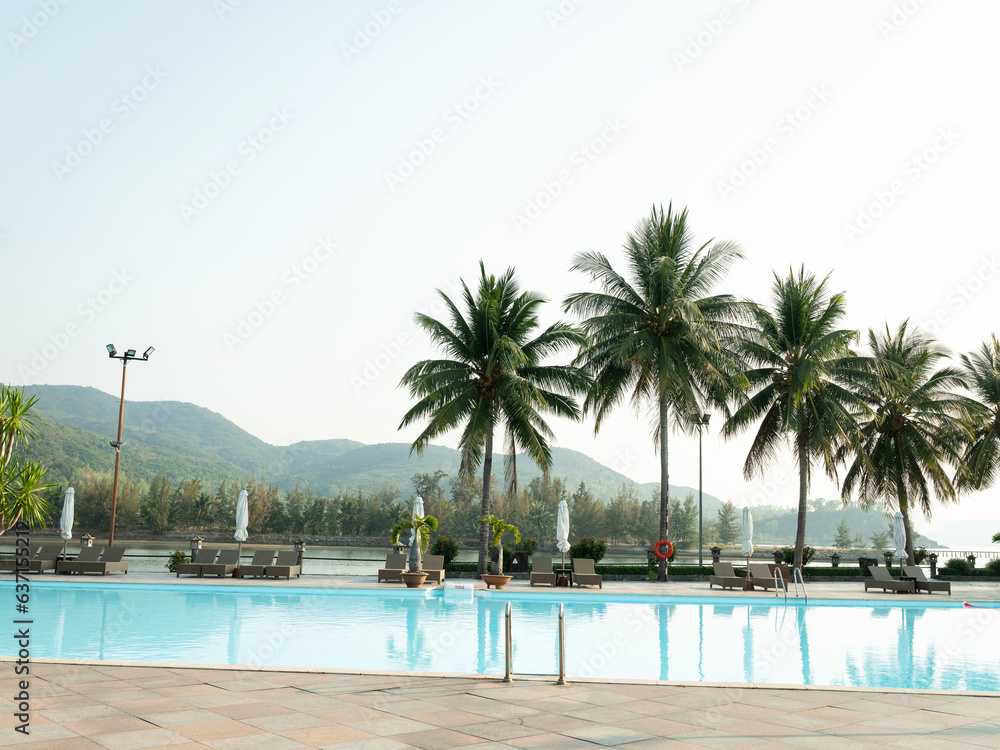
[3,1,999,540]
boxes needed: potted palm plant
[478,515,520,589]
[390,512,439,587]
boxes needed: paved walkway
[4,662,999,749]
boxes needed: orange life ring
[654,539,674,560]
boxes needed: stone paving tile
[241,712,332,732]
[140,708,228,728]
[277,723,378,746]
[2,722,81,746]
[660,727,774,749]
[614,699,691,716]
[518,712,598,732]
[318,740,417,750]
[210,701,297,720]
[560,724,655,746]
[563,706,650,724]
[87,727,190,749]
[170,719,265,742]
[307,704,396,723]
[374,699,456,717]
[416,709,509,728]
[39,705,129,723]
[504,732,605,748]
[349,717,442,736]
[60,716,155,736]
[390,728,489,749]
[457,720,546,740]
[203,733,308,750]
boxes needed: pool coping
[5,655,998,699]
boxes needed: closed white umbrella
[556,500,570,570]
[59,486,75,558]
[892,511,907,561]
[741,507,754,580]
[234,490,249,562]
[409,496,425,572]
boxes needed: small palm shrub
[430,535,461,564]
[569,536,607,563]
[166,549,188,573]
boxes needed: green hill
[21,385,719,508]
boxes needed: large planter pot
[401,572,428,588]
[481,574,513,590]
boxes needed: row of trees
[398,203,1000,576]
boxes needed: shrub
[774,546,816,566]
[984,557,1000,576]
[942,557,973,576]
[914,547,928,564]
[569,536,608,563]
[430,535,461,564]
[166,549,188,573]
[518,537,539,557]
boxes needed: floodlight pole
[106,346,153,547]
[698,413,710,569]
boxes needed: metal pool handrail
[502,601,568,685]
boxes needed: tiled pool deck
[3,574,999,749]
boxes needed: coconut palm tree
[722,267,874,571]
[399,263,589,574]
[564,204,748,581]
[956,335,1000,492]
[839,323,974,565]
[0,385,56,534]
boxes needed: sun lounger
[176,548,219,577]
[238,549,274,578]
[902,565,951,595]
[27,544,62,574]
[377,552,407,583]
[865,565,915,593]
[571,558,603,589]
[709,561,745,590]
[423,554,445,584]
[80,546,128,576]
[201,548,239,577]
[749,562,779,590]
[0,544,42,572]
[56,546,104,574]
[264,550,301,580]
[530,555,556,586]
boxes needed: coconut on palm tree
[390,513,439,573]
[564,204,748,581]
[399,262,589,574]
[956,335,1000,492]
[723,267,874,571]
[839,322,974,565]
[1,385,56,534]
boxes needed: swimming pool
[4,582,997,691]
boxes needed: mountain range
[21,385,721,509]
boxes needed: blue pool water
[3,582,997,691]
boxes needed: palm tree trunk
[479,418,493,576]
[658,393,669,583]
[900,502,915,567]
[794,442,808,571]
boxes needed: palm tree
[477,514,520,575]
[400,263,589,574]
[564,204,748,581]
[956,335,1000,491]
[839,322,974,565]
[390,513,439,573]
[0,385,56,534]
[722,267,873,570]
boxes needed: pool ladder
[503,601,566,685]
[774,566,808,601]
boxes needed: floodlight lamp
[702,413,711,425]
[143,346,155,359]
[107,344,117,357]
[125,349,136,358]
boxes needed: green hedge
[445,562,478,572]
